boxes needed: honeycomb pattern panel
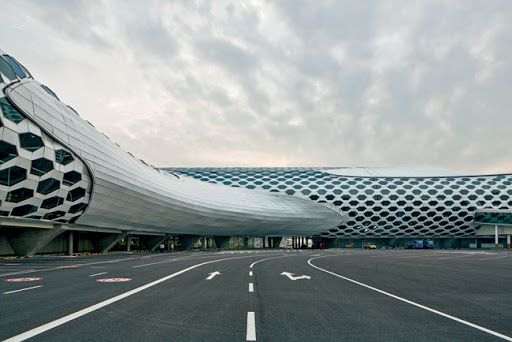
[0,96,92,223]
[165,167,512,239]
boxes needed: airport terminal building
[166,167,512,248]
[0,48,510,256]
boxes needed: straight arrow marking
[206,271,221,280]
[281,272,311,281]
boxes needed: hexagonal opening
[63,171,81,186]
[55,149,74,165]
[31,158,53,176]
[19,132,44,152]
[69,202,87,214]
[6,187,33,203]
[66,187,86,202]
[37,178,60,195]
[11,204,37,216]
[43,211,66,220]
[41,196,65,209]
[0,99,24,123]
[0,166,26,186]
[0,140,18,163]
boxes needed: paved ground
[0,249,511,341]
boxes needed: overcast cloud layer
[1,1,511,173]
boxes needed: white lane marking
[206,271,221,280]
[249,255,288,268]
[249,271,253,276]
[0,270,38,277]
[96,278,132,283]
[2,255,255,342]
[132,254,208,268]
[249,283,254,292]
[308,257,512,342]
[280,272,311,280]
[3,285,43,295]
[246,312,256,341]
[88,272,107,277]
[3,277,42,282]
[476,256,508,261]
[0,254,166,278]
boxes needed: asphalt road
[0,249,511,341]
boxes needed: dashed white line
[3,285,43,295]
[249,271,253,276]
[308,257,512,342]
[248,283,254,293]
[246,311,256,341]
[88,272,107,277]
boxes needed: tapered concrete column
[495,225,499,249]
[126,236,131,252]
[272,237,282,249]
[148,235,170,252]
[507,234,511,249]
[262,237,266,248]
[243,237,249,249]
[92,233,128,253]
[213,236,230,250]
[179,235,200,250]
[5,227,65,257]
[68,231,74,255]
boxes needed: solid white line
[2,255,254,342]
[249,283,254,292]
[3,285,43,295]
[308,257,512,341]
[249,255,288,268]
[249,271,253,276]
[246,311,256,341]
[88,272,107,277]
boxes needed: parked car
[423,240,434,249]
[363,242,377,249]
[405,240,424,249]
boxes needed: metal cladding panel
[166,167,512,238]
[4,79,342,236]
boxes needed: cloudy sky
[1,1,511,173]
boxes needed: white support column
[507,234,511,249]
[495,225,499,249]
[126,236,131,252]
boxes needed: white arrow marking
[281,272,311,281]
[206,271,221,280]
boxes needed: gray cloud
[0,0,511,173]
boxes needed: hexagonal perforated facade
[0,98,92,223]
[165,168,512,238]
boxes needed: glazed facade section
[0,48,342,237]
[166,168,512,238]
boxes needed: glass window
[0,166,26,186]
[19,132,44,152]
[11,57,33,78]
[3,55,26,78]
[31,158,53,176]
[0,140,18,163]
[0,56,17,80]
[40,85,60,101]
[0,99,24,123]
